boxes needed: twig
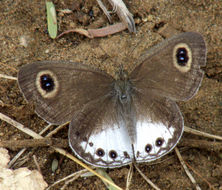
[107,0,136,32]
[0,112,42,139]
[179,139,222,152]
[46,169,88,190]
[8,149,27,168]
[0,74,17,80]
[134,164,161,190]
[57,22,127,39]
[61,174,82,190]
[0,138,68,150]
[175,147,201,190]
[126,163,133,190]
[184,126,222,141]
[46,122,69,137]
[8,124,52,167]
[33,155,41,173]
[54,147,122,190]
[96,0,112,23]
[39,124,52,135]
[7,138,221,155]
[184,160,216,190]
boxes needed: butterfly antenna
[98,46,117,64]
[117,65,129,80]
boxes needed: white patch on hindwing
[70,117,181,167]
[78,123,134,167]
[134,119,178,162]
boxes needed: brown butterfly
[18,32,206,168]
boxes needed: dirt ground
[0,0,222,189]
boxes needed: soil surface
[0,0,222,189]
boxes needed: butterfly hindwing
[69,80,184,168]
[131,92,183,162]
[68,96,134,168]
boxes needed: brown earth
[0,0,222,189]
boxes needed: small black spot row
[96,148,105,157]
[40,74,55,92]
[136,151,140,158]
[176,47,189,66]
[83,137,87,142]
[109,150,117,159]
[89,142,93,147]
[145,144,152,153]
[155,138,164,147]
[123,151,130,159]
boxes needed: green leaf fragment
[46,1,57,39]
[96,168,119,190]
[51,158,59,172]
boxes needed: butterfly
[18,32,206,168]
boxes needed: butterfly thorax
[113,69,132,103]
[114,78,132,105]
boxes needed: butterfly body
[113,75,132,104]
[18,32,206,168]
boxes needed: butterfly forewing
[130,32,206,101]
[18,61,114,125]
